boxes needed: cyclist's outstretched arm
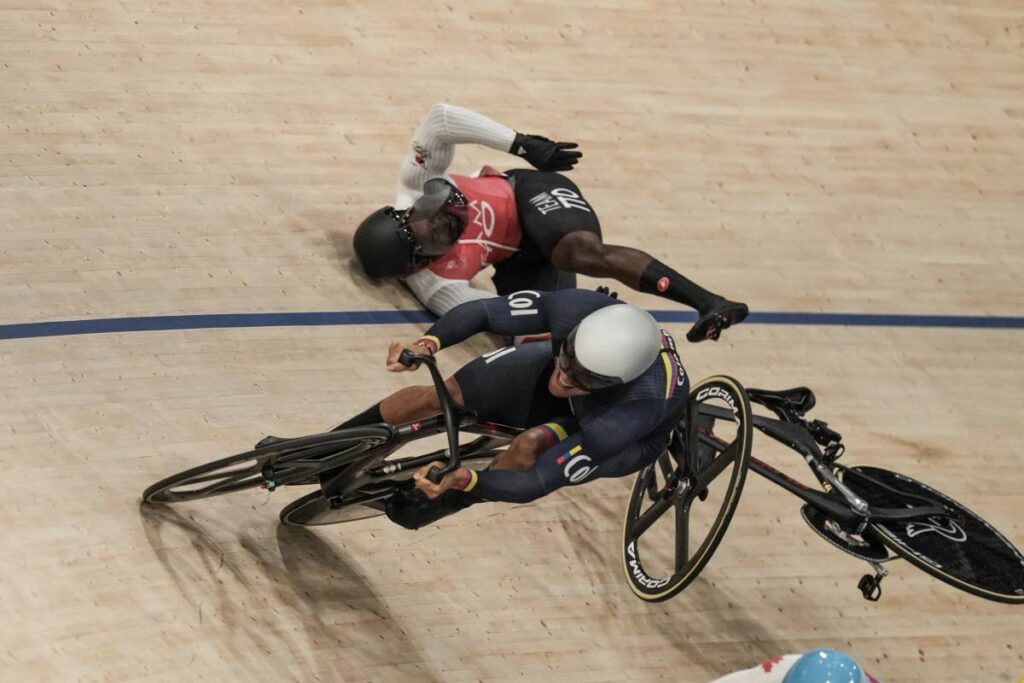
[403,268,495,316]
[395,102,582,208]
[394,103,516,208]
[420,426,668,503]
[396,288,617,362]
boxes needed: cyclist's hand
[413,463,470,499]
[386,341,432,372]
[510,132,582,172]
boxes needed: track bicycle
[622,378,1024,604]
[143,353,1024,606]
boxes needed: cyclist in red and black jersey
[352,102,747,343]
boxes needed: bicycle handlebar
[398,349,462,484]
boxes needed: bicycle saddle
[747,387,816,417]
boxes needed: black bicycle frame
[317,351,522,499]
[698,403,947,525]
[318,415,519,498]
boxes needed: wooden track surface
[1,1,1022,680]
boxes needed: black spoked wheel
[142,427,392,504]
[843,466,1024,604]
[623,376,753,602]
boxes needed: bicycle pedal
[858,574,882,601]
[858,563,887,602]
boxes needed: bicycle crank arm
[867,503,949,522]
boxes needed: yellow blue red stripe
[660,332,682,398]
[556,444,583,465]
[661,352,674,397]
[538,421,569,446]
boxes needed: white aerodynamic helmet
[557,304,662,391]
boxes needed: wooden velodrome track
[2,1,1022,680]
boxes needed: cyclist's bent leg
[506,170,746,342]
[256,377,465,448]
[549,232,748,343]
[328,377,465,432]
[341,340,557,438]
[452,341,567,428]
[380,379,465,425]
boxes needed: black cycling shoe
[385,481,453,530]
[686,299,749,343]
[255,435,289,450]
[385,480,482,530]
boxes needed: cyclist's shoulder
[576,395,676,454]
[578,389,676,424]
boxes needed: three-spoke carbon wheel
[623,376,753,602]
[142,427,392,504]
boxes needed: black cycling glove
[509,132,582,172]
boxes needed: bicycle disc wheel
[279,487,391,527]
[844,466,1024,604]
[622,376,753,602]
[142,427,392,504]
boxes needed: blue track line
[0,310,1021,341]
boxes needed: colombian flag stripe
[538,422,569,445]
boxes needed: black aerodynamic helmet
[353,178,469,279]
[352,207,424,278]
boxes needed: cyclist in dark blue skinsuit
[329,288,689,528]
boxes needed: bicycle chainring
[801,504,890,562]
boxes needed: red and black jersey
[421,174,523,280]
